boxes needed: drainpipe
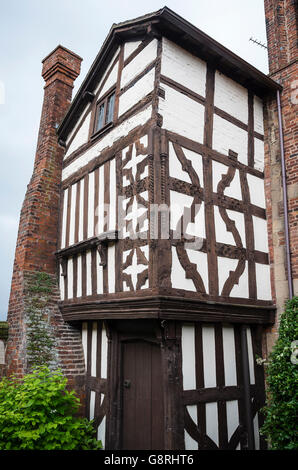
[276,89,293,299]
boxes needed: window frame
[92,88,116,138]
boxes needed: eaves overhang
[57,6,282,142]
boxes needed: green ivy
[0,366,102,450]
[260,296,298,450]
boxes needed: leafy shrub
[0,366,102,450]
[261,296,298,450]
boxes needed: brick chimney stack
[6,46,85,382]
[263,0,298,349]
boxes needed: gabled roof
[57,6,281,141]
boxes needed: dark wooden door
[121,340,164,450]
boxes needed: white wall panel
[214,71,248,124]
[124,40,142,61]
[202,325,216,388]
[161,38,206,97]
[247,173,266,208]
[121,39,157,88]
[87,171,95,238]
[185,405,198,450]
[86,250,92,296]
[101,324,108,379]
[171,247,196,291]
[226,400,239,441]
[159,84,205,143]
[213,114,248,166]
[69,183,77,246]
[253,96,264,135]
[255,263,272,300]
[254,138,265,172]
[181,323,196,390]
[253,216,268,252]
[66,112,91,157]
[61,188,68,249]
[77,254,82,298]
[222,326,237,386]
[119,68,155,117]
[67,257,73,300]
[91,321,97,377]
[186,249,208,293]
[206,402,219,445]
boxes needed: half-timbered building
[8,5,295,450]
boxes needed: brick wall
[6,46,86,394]
[264,0,298,350]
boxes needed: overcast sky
[0,0,269,321]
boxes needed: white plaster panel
[97,416,106,448]
[186,249,208,293]
[226,401,239,441]
[109,158,116,231]
[217,257,238,294]
[170,190,193,233]
[212,161,242,200]
[206,403,219,446]
[185,405,198,450]
[121,39,157,88]
[254,137,265,172]
[246,327,255,384]
[97,60,118,100]
[67,257,73,300]
[87,171,95,238]
[124,40,142,61]
[230,261,249,299]
[108,244,115,294]
[61,188,68,249]
[101,324,108,379]
[77,254,82,298]
[247,173,265,208]
[255,263,272,300]
[213,114,248,166]
[181,323,196,390]
[62,107,152,181]
[169,142,191,183]
[93,47,120,96]
[214,71,248,124]
[96,250,103,295]
[119,68,155,117]
[185,201,206,240]
[171,246,196,291]
[65,112,91,158]
[222,326,237,386]
[159,84,205,143]
[0,341,5,365]
[253,413,260,450]
[82,322,88,368]
[214,206,246,248]
[69,183,77,246]
[202,325,216,388]
[253,216,268,252]
[161,37,206,97]
[254,95,264,135]
[59,264,65,301]
[65,104,88,147]
[182,148,204,187]
[78,179,84,242]
[86,250,92,296]
[89,391,96,420]
[91,321,97,377]
[97,165,105,235]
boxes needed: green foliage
[261,296,298,450]
[0,366,102,450]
